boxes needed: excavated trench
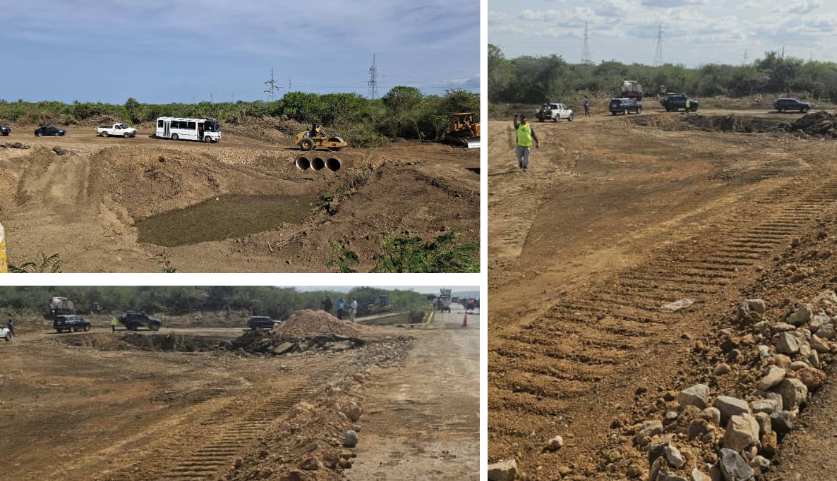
[135,193,316,246]
[57,332,232,352]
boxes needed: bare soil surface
[488,109,837,479]
[0,305,479,481]
[0,126,478,272]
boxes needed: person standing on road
[350,299,358,322]
[583,97,591,117]
[513,114,539,171]
[6,318,15,337]
[322,297,333,314]
[111,317,119,333]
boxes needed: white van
[155,117,221,143]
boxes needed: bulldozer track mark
[490,175,837,469]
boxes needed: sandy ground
[488,108,837,479]
[347,305,480,481]
[0,126,479,272]
[0,305,479,481]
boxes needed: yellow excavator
[445,113,480,149]
[293,124,348,151]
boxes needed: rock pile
[0,142,31,149]
[228,310,367,355]
[626,291,837,481]
[788,111,837,137]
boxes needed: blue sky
[490,0,837,65]
[0,0,479,103]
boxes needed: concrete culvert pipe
[312,157,326,171]
[326,158,341,172]
[296,156,311,171]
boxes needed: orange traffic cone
[462,310,468,328]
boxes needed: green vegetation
[0,88,479,147]
[326,241,360,273]
[490,44,837,104]
[0,286,430,321]
[374,232,479,273]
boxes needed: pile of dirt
[789,111,837,137]
[274,310,365,339]
[0,142,31,149]
[681,114,789,133]
[228,310,368,356]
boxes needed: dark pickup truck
[54,315,91,333]
[774,98,811,113]
[609,98,642,115]
[118,311,162,331]
[247,316,279,330]
[661,94,699,112]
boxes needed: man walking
[6,318,15,338]
[583,96,591,117]
[513,114,539,171]
[111,317,119,332]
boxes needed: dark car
[609,98,642,115]
[54,314,91,333]
[34,125,66,137]
[118,311,162,331]
[247,316,279,330]
[0,125,10,136]
[661,94,699,112]
[774,98,811,113]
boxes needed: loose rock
[678,384,711,409]
[487,459,518,481]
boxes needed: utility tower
[654,23,664,66]
[264,68,280,99]
[368,53,378,99]
[581,21,592,64]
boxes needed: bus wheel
[171,134,179,141]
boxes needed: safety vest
[516,123,533,148]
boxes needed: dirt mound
[274,309,365,339]
[681,114,789,133]
[789,111,837,137]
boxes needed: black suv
[118,311,162,331]
[34,125,65,137]
[661,94,699,112]
[774,98,811,113]
[0,125,10,136]
[247,316,279,330]
[609,98,642,115]
[54,315,91,333]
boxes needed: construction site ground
[0,124,479,272]
[0,305,479,481]
[488,107,837,479]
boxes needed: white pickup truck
[97,123,137,138]
[536,102,574,122]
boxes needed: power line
[581,21,592,65]
[368,53,378,99]
[654,23,664,66]
[264,68,280,99]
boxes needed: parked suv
[774,98,811,113]
[118,311,162,331]
[609,98,642,115]
[34,125,66,137]
[54,315,91,333]
[247,316,279,330]
[0,124,10,136]
[661,94,699,112]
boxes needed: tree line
[0,87,479,146]
[0,286,432,320]
[489,44,837,104]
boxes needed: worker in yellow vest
[513,114,539,171]
[0,222,6,273]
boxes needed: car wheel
[802,107,809,113]
[171,134,179,141]
[300,138,314,151]
[124,133,130,138]
[568,114,574,122]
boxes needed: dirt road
[488,110,837,479]
[347,305,480,481]
[1,309,479,481]
[0,125,478,272]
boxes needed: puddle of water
[136,194,315,247]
